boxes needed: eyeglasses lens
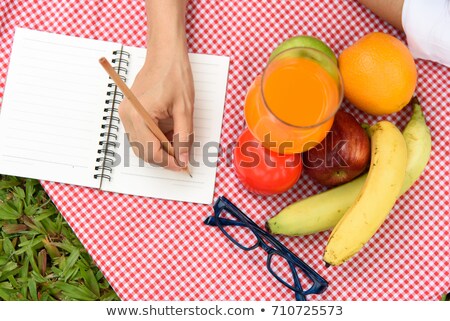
[268,252,314,292]
[218,209,259,250]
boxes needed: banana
[399,98,432,194]
[323,121,407,265]
[267,175,365,236]
[266,99,431,236]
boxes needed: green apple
[269,35,337,65]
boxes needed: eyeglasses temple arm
[203,216,248,227]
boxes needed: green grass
[0,175,119,301]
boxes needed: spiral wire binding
[94,48,130,184]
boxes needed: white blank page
[103,46,229,204]
[0,28,117,187]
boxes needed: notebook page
[103,46,229,204]
[0,28,118,188]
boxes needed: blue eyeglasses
[204,196,328,301]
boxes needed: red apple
[302,110,370,186]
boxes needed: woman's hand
[118,43,194,171]
[119,0,193,171]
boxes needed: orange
[338,32,417,115]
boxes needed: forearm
[357,0,404,30]
[145,0,188,55]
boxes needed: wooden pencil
[99,57,192,177]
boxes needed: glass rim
[267,250,305,293]
[261,46,344,129]
[214,202,260,251]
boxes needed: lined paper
[104,47,229,204]
[0,28,229,204]
[0,28,116,187]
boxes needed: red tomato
[233,129,302,195]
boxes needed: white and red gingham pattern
[0,0,449,300]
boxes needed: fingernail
[179,153,189,168]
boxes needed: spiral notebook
[0,28,230,204]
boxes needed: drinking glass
[244,47,343,154]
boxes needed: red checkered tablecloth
[1,0,449,300]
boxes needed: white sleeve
[402,0,450,67]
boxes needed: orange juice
[244,47,343,154]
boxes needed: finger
[159,118,174,133]
[164,130,174,142]
[134,120,183,171]
[119,102,145,161]
[118,102,142,157]
[172,104,194,168]
[118,99,134,135]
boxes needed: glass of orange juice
[244,47,343,154]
